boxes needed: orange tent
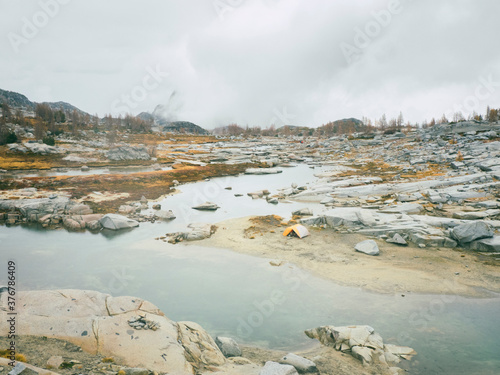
[283,224,310,238]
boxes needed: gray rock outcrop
[450,221,495,244]
[305,325,416,369]
[24,142,66,155]
[166,223,217,244]
[245,168,283,175]
[107,146,151,161]
[292,208,313,216]
[0,197,71,221]
[215,336,242,358]
[68,204,93,215]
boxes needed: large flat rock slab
[0,289,225,374]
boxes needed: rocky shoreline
[0,194,159,232]
[0,289,414,375]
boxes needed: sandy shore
[199,216,500,297]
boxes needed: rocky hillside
[0,88,92,118]
[0,88,34,110]
[43,100,91,117]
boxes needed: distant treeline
[1,99,499,143]
[0,101,153,143]
[212,107,500,137]
[213,118,373,137]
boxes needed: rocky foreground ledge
[0,289,415,375]
[0,289,230,375]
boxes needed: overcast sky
[1,0,500,128]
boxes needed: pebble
[7,363,25,375]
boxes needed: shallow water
[1,165,499,375]
[3,165,173,178]
[147,164,331,231]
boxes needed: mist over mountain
[139,104,209,134]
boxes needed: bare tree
[471,111,483,121]
[70,109,81,129]
[93,114,100,129]
[453,112,464,122]
[227,123,245,136]
[107,126,118,145]
[396,112,404,128]
[15,109,24,126]
[34,120,45,140]
[1,102,13,122]
[439,114,449,124]
[35,103,53,122]
[123,114,152,133]
[377,114,388,129]
[487,108,498,123]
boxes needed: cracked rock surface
[0,289,225,374]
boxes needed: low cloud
[1,0,499,128]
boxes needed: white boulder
[99,214,139,230]
[260,361,298,375]
[355,240,380,256]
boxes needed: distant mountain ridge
[1,88,361,135]
[0,88,92,118]
[43,101,91,117]
[0,88,209,134]
[0,89,34,110]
